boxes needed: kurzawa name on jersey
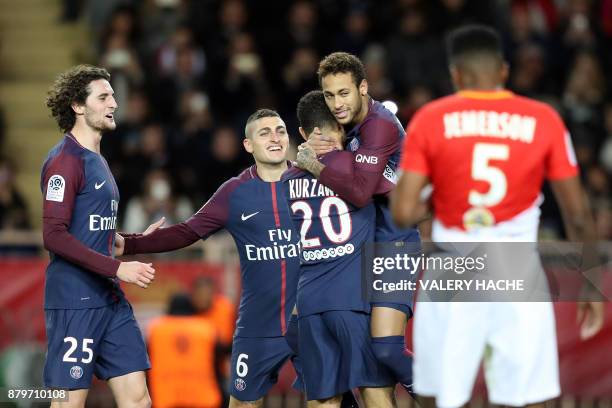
[443,110,536,143]
[288,178,337,200]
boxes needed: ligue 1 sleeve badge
[46,174,66,202]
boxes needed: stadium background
[0,0,611,406]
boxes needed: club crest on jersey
[234,378,246,391]
[46,175,65,202]
[70,365,83,380]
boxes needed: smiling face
[243,115,289,166]
[321,72,368,126]
[75,79,118,132]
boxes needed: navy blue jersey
[282,152,374,317]
[185,165,300,338]
[41,134,123,309]
[346,99,420,243]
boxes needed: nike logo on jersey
[94,181,106,190]
[241,211,260,221]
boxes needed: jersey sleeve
[41,152,120,277]
[123,180,237,255]
[544,108,579,180]
[400,108,430,175]
[184,179,235,238]
[41,152,85,220]
[319,115,400,207]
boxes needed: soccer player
[42,65,155,408]
[391,25,604,407]
[296,52,419,393]
[114,109,302,408]
[283,89,395,407]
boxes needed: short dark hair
[46,65,111,133]
[244,108,280,138]
[317,52,366,87]
[446,25,503,65]
[297,90,337,135]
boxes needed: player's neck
[351,95,370,126]
[459,82,504,92]
[256,161,287,182]
[70,123,103,154]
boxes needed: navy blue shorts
[43,300,150,389]
[371,302,413,317]
[298,311,395,400]
[230,336,294,401]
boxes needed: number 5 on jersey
[469,143,509,207]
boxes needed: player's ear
[449,64,462,89]
[298,126,308,141]
[359,79,368,96]
[243,137,253,153]
[72,102,85,115]
[500,61,510,85]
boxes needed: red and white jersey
[400,90,578,240]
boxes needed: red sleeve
[400,109,430,175]
[42,151,119,277]
[319,116,400,208]
[123,179,235,255]
[544,108,579,180]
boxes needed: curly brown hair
[317,52,366,87]
[46,65,111,132]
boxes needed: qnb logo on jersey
[302,243,354,261]
[245,228,300,261]
[89,214,117,231]
[355,154,378,164]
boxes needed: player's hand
[296,143,318,170]
[114,233,125,257]
[306,127,340,155]
[117,261,156,289]
[143,217,166,236]
[577,301,604,340]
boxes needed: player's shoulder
[214,166,255,196]
[508,94,562,119]
[281,165,307,183]
[42,135,87,171]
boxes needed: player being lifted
[42,65,155,408]
[114,109,303,408]
[282,89,396,407]
[391,25,604,407]
[296,52,421,393]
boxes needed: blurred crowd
[2,0,612,239]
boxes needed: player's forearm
[123,223,200,255]
[301,159,325,178]
[319,165,378,208]
[43,218,120,277]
